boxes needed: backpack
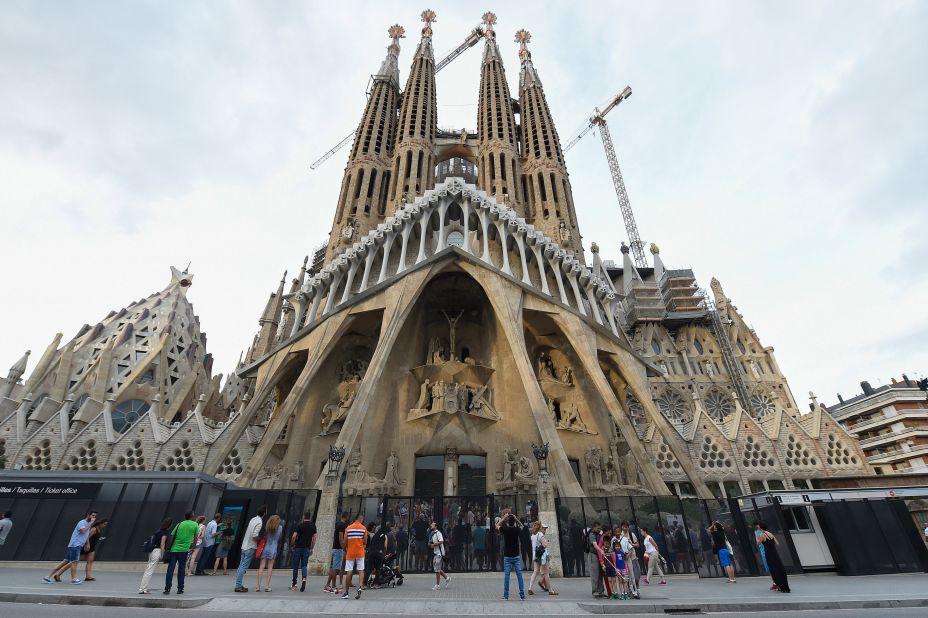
[142,531,158,553]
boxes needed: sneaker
[177,590,184,595]
[300,579,306,592]
[341,591,349,599]
[43,577,54,584]
[290,585,298,591]
[659,580,668,585]
[355,588,362,600]
[643,578,650,585]
[71,580,82,585]
[163,589,170,595]
[234,586,248,593]
[519,593,525,600]
[443,576,451,589]
[432,584,441,590]
[501,596,509,600]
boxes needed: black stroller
[367,551,403,588]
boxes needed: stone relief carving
[584,442,647,495]
[321,373,361,434]
[408,309,499,423]
[537,349,596,435]
[344,449,406,496]
[497,447,536,493]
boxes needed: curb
[579,598,928,614]
[0,591,212,610]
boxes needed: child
[613,535,630,600]
[597,529,617,599]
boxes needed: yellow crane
[564,86,647,269]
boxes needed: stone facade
[1,15,871,510]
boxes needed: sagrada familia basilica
[1,12,869,505]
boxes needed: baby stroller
[367,551,403,588]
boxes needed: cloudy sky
[1,0,925,407]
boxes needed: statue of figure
[516,455,535,481]
[561,402,587,432]
[622,451,643,488]
[428,337,446,365]
[561,366,574,386]
[289,460,305,484]
[414,379,432,410]
[558,221,571,243]
[431,380,445,412]
[705,360,715,377]
[384,450,404,488]
[585,448,603,486]
[538,352,557,380]
[659,360,669,377]
[321,373,361,433]
[502,448,519,483]
[605,455,620,486]
[749,359,762,379]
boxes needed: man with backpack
[164,511,198,595]
[138,518,171,594]
[429,520,451,590]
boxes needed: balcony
[859,427,928,449]
[846,409,928,434]
[866,442,928,464]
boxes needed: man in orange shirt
[342,513,369,600]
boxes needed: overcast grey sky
[1,0,925,407]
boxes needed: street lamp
[328,444,346,478]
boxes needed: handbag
[256,537,266,559]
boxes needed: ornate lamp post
[532,442,550,474]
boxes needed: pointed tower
[475,12,523,214]
[249,271,287,363]
[0,350,30,400]
[387,9,438,213]
[515,29,583,257]
[326,25,405,261]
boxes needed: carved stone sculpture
[498,447,536,492]
[321,373,361,434]
[501,447,519,483]
[585,447,603,487]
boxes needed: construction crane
[309,26,485,171]
[564,86,647,269]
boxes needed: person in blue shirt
[44,510,97,585]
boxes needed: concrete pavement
[0,563,926,614]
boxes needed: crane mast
[310,26,484,171]
[564,85,647,269]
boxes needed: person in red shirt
[342,514,369,600]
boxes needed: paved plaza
[0,563,926,615]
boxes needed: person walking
[324,512,349,594]
[342,513,369,599]
[212,519,234,575]
[754,522,790,593]
[496,509,525,600]
[80,518,108,581]
[44,510,97,585]
[585,522,604,597]
[163,511,198,595]
[528,522,558,596]
[290,510,316,592]
[234,505,267,593]
[186,515,206,576]
[0,511,13,553]
[640,527,667,586]
[196,513,221,576]
[708,521,736,583]
[428,520,451,590]
[256,514,282,592]
[139,518,172,594]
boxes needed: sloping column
[235,312,357,486]
[609,346,714,498]
[458,261,584,497]
[205,311,353,475]
[552,311,672,496]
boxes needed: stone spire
[0,350,30,400]
[326,25,405,261]
[476,12,523,214]
[516,29,583,258]
[387,9,438,213]
[251,271,287,362]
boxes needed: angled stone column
[458,261,584,497]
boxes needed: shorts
[618,566,628,577]
[718,548,732,568]
[344,556,365,572]
[330,549,345,570]
[432,554,444,573]
[65,546,81,562]
[216,543,231,559]
[605,565,617,577]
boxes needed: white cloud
[0,1,925,404]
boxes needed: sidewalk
[0,564,926,614]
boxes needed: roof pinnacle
[482,11,497,38]
[421,9,436,39]
[515,29,532,61]
[387,23,405,54]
